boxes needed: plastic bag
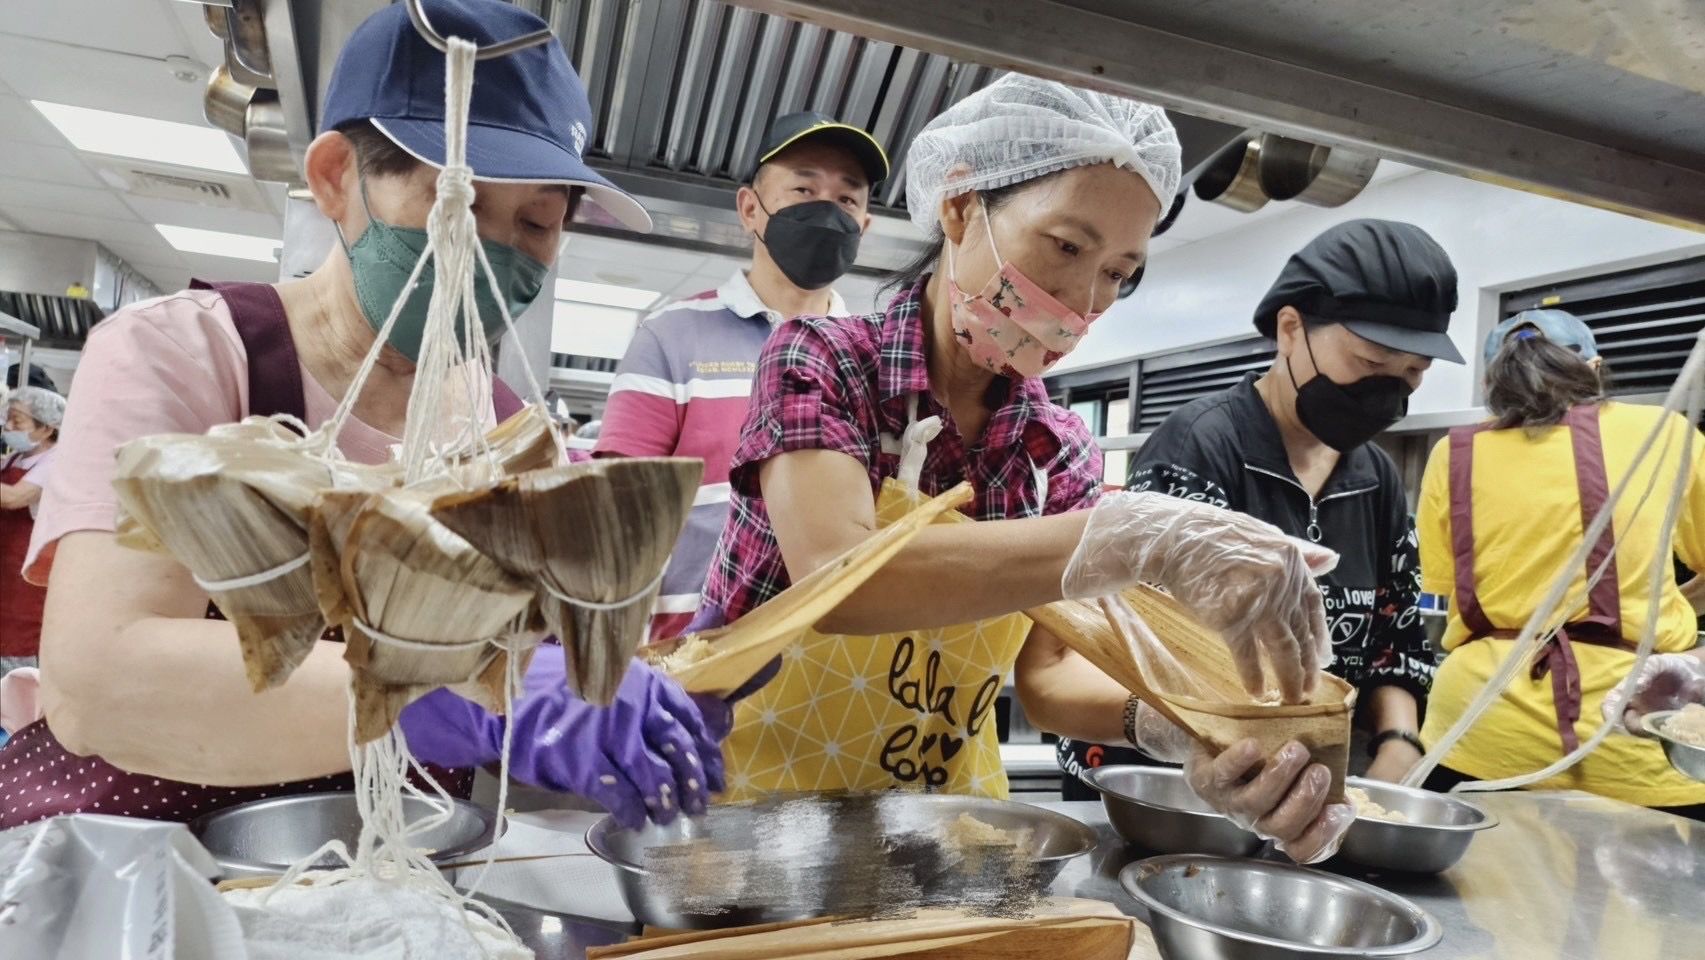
[0,815,247,960]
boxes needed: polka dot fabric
[0,719,473,829]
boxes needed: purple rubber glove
[400,653,725,829]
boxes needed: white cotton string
[321,237,439,453]
[255,36,523,954]
[194,552,311,593]
[542,569,667,611]
[398,35,483,480]
[473,240,568,465]
[1406,327,1705,791]
[459,637,523,904]
[352,619,506,653]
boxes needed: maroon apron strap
[1454,408,1634,755]
[191,279,306,421]
[1447,425,1497,636]
[1563,405,1622,630]
[1528,406,1624,753]
[192,278,526,421]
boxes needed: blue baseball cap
[320,0,651,232]
[1482,309,1600,369]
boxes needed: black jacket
[1057,373,1434,796]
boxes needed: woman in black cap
[1046,219,1457,797]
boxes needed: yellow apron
[720,396,1044,800]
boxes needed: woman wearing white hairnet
[2,385,65,674]
[689,74,1351,862]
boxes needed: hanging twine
[256,38,524,951]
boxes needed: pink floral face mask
[946,197,1102,379]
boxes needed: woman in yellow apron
[688,73,1353,864]
[1416,309,1705,816]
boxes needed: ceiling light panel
[32,101,247,175]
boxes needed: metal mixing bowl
[191,792,497,879]
[586,792,1098,929]
[1335,777,1497,874]
[1643,710,1705,781]
[1121,855,1442,960]
[1080,765,1263,857]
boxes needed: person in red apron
[1417,310,1705,815]
[0,0,721,832]
[693,74,1353,863]
[1,386,64,675]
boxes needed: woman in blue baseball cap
[1414,309,1705,815]
[0,0,719,833]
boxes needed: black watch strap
[1368,729,1426,758]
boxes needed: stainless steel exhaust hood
[195,0,1264,274]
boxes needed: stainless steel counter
[1039,793,1705,959]
[476,791,1704,959]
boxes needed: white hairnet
[905,73,1181,234]
[8,385,66,429]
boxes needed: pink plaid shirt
[695,277,1104,627]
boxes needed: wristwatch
[1122,694,1143,748]
[1368,729,1426,758]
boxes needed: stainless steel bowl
[1335,777,1497,874]
[1080,765,1263,857]
[1121,855,1442,959]
[587,792,1098,929]
[1643,710,1705,781]
[191,792,497,879]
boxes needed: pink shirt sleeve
[24,291,247,585]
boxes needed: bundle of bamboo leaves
[113,407,700,742]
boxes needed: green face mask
[338,181,552,363]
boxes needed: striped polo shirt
[595,269,848,641]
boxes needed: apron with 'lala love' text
[719,395,1042,800]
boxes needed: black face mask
[1288,326,1412,452]
[755,198,862,290]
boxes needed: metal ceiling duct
[1192,138,1268,213]
[204,64,258,138]
[1257,134,1379,208]
[207,0,1250,270]
[244,95,296,185]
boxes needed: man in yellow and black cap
[597,113,888,640]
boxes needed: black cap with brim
[1254,219,1462,363]
[755,112,889,185]
[1339,317,1465,364]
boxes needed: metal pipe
[403,0,554,60]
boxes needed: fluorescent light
[155,225,279,263]
[31,101,246,174]
[555,278,660,311]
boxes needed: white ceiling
[0,0,282,291]
[0,0,1420,319]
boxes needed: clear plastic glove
[1128,700,1197,763]
[1601,653,1705,735]
[399,655,725,830]
[1184,738,1354,865]
[1062,491,1339,703]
